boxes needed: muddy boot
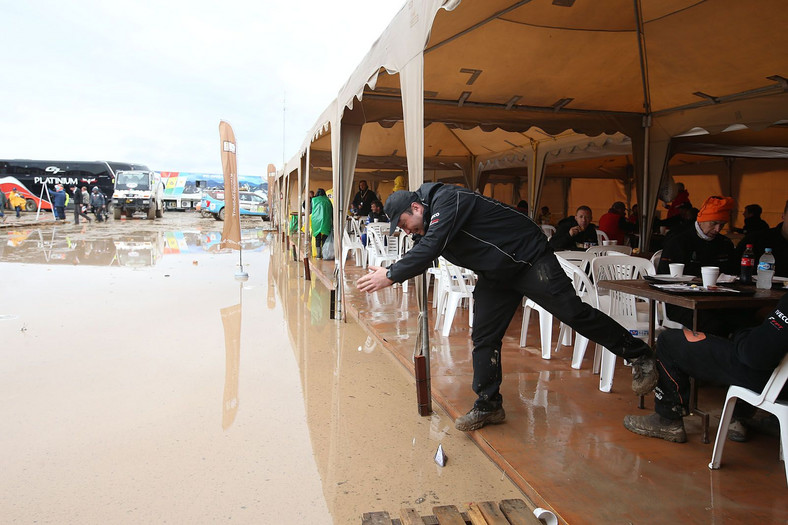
[628,346,658,395]
[454,406,506,432]
[726,419,749,442]
[623,412,687,443]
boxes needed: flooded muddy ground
[0,212,522,524]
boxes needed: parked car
[201,190,269,221]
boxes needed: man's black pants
[653,329,773,420]
[470,251,646,411]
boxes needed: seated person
[628,203,640,230]
[736,199,788,278]
[733,203,770,235]
[623,293,788,443]
[366,200,389,223]
[536,206,552,225]
[664,182,691,219]
[658,196,755,336]
[548,205,598,251]
[597,201,635,245]
[656,202,696,237]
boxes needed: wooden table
[597,279,786,442]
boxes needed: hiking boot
[623,412,687,443]
[726,419,749,442]
[629,349,658,395]
[454,407,506,432]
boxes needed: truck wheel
[201,211,212,219]
[126,209,134,218]
[147,203,156,220]
[114,208,122,220]
[155,204,163,218]
[25,199,36,212]
[214,208,225,221]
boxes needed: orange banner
[219,121,241,250]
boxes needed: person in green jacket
[311,188,333,259]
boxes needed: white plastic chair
[650,249,663,269]
[540,224,556,239]
[520,296,556,359]
[553,250,595,276]
[366,227,398,268]
[586,245,632,256]
[434,258,475,337]
[591,255,655,392]
[596,229,610,245]
[341,229,366,267]
[709,353,788,485]
[554,255,603,371]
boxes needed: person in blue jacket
[51,185,67,220]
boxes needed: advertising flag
[219,121,241,250]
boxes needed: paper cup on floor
[701,266,720,288]
[669,263,684,277]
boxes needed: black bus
[0,159,149,211]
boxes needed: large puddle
[0,213,522,524]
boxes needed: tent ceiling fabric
[422,0,788,117]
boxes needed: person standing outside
[356,183,656,431]
[351,180,375,216]
[51,185,67,221]
[311,189,332,259]
[548,205,598,251]
[9,188,25,218]
[70,185,91,224]
[0,188,7,223]
[89,187,106,222]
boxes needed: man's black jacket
[387,183,548,283]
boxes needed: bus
[0,159,149,211]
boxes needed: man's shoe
[454,407,506,432]
[726,419,749,442]
[623,412,687,443]
[630,349,658,395]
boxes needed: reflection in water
[0,227,269,266]
[221,283,243,430]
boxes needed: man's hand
[357,265,394,293]
[569,225,583,236]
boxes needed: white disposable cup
[373,218,379,222]
[669,263,684,277]
[701,266,720,288]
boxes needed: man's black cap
[384,190,419,235]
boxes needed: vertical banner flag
[219,121,241,250]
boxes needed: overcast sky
[0,0,404,176]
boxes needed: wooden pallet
[362,499,544,525]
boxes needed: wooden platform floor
[309,257,787,524]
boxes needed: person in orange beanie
[658,195,758,336]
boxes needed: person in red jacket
[665,182,691,219]
[597,201,634,245]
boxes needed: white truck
[112,170,165,220]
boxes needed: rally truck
[112,170,165,220]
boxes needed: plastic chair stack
[434,257,475,337]
[590,255,655,392]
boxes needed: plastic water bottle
[756,248,775,289]
[740,244,755,284]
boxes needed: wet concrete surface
[0,212,523,524]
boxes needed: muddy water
[0,214,522,524]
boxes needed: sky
[0,0,405,176]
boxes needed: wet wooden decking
[362,499,543,525]
[306,255,787,524]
